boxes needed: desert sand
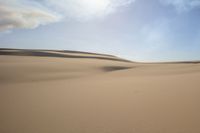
[1,49,200,133]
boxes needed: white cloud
[0,0,135,31]
[160,0,200,12]
[0,0,60,31]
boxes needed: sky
[0,0,200,62]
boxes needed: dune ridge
[0,48,131,63]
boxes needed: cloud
[160,0,200,12]
[0,0,135,31]
[0,0,60,31]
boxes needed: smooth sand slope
[1,49,200,133]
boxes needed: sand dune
[1,49,200,133]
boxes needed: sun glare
[81,0,111,15]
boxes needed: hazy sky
[0,0,200,61]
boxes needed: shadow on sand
[102,66,133,72]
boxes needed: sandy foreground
[0,49,200,133]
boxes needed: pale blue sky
[0,0,200,61]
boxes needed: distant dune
[1,49,200,133]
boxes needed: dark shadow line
[0,48,116,58]
[0,50,132,63]
[57,50,116,57]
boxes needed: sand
[0,49,200,133]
